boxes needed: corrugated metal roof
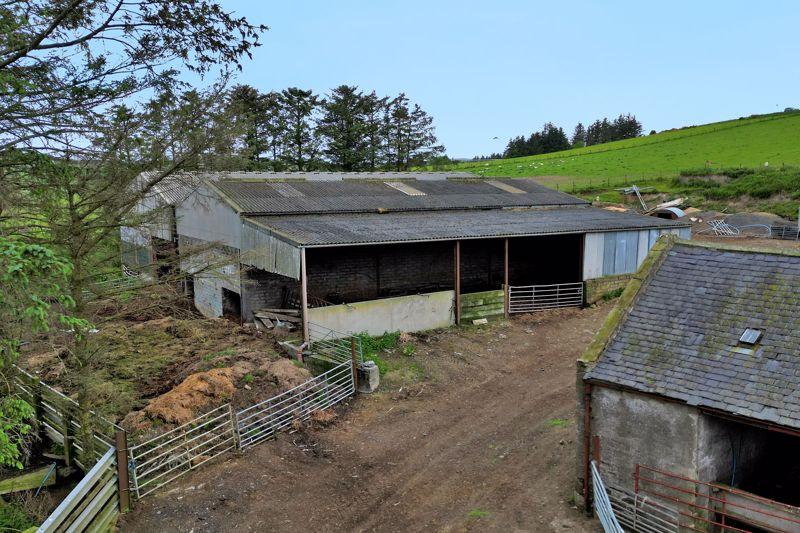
[199,171,477,181]
[245,207,689,247]
[586,243,800,429]
[213,178,587,214]
[138,171,205,205]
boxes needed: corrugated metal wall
[175,182,242,249]
[240,222,301,280]
[583,227,691,280]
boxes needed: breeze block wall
[306,242,456,303]
[240,268,299,320]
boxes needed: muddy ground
[120,304,612,532]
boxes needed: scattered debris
[472,318,489,325]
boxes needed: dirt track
[120,305,611,532]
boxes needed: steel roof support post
[454,240,461,325]
[300,247,309,347]
[504,238,510,318]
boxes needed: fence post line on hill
[115,430,131,512]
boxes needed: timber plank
[0,464,56,495]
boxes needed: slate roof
[586,243,800,430]
[212,177,587,215]
[245,207,687,247]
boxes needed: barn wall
[307,235,583,305]
[175,182,242,250]
[585,386,700,492]
[582,227,692,281]
[178,238,240,318]
[306,242,455,303]
[240,268,299,320]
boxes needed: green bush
[0,502,34,531]
[356,331,400,354]
[601,287,625,301]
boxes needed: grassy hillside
[445,111,800,186]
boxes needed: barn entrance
[505,234,584,313]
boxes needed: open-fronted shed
[122,171,690,341]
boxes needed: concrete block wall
[307,235,583,305]
[240,268,298,320]
[307,242,456,303]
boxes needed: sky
[225,1,800,159]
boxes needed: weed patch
[547,418,569,427]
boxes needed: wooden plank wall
[459,290,505,324]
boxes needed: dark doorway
[221,288,242,322]
[704,415,800,507]
[508,234,583,286]
[153,237,178,279]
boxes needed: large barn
[121,171,690,342]
[577,237,800,532]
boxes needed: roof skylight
[739,328,762,345]
[384,181,426,196]
[485,180,525,194]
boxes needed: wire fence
[237,360,355,450]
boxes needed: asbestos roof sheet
[586,243,800,430]
[213,177,587,214]
[245,207,687,246]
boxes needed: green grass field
[443,111,800,187]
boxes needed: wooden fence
[12,366,122,472]
[15,355,356,529]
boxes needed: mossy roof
[585,239,800,429]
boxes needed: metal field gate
[508,282,584,313]
[127,359,357,498]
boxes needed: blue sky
[227,1,800,158]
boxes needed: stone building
[577,237,800,532]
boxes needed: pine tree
[362,91,389,170]
[278,87,320,170]
[571,123,586,147]
[383,95,443,170]
[317,85,370,171]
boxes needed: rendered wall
[585,386,700,492]
[306,290,455,339]
[185,246,240,318]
